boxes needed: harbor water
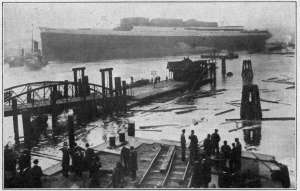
[3,52,296,187]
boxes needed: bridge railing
[4,81,121,112]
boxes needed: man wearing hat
[235,138,242,171]
[128,146,138,180]
[60,142,70,177]
[29,159,44,188]
[211,129,221,155]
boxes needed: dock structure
[167,58,217,91]
[240,60,262,121]
[4,67,128,146]
[4,57,218,146]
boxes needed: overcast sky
[3,2,296,47]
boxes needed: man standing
[120,146,130,174]
[211,129,221,154]
[60,142,70,177]
[235,138,242,171]
[189,130,198,163]
[112,162,123,188]
[29,159,44,188]
[203,134,212,157]
[85,143,95,174]
[19,149,31,174]
[181,129,186,161]
[128,146,138,180]
[220,141,231,168]
[229,143,236,172]
[89,156,102,187]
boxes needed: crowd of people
[4,141,139,188]
[4,144,44,188]
[180,128,243,188]
[113,146,138,188]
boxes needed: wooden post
[114,77,121,96]
[73,70,78,97]
[240,84,262,120]
[64,80,68,98]
[122,80,127,96]
[83,76,90,95]
[68,116,75,149]
[27,87,32,104]
[221,57,226,75]
[12,98,19,145]
[51,85,58,137]
[101,71,106,95]
[109,69,113,96]
[22,111,31,147]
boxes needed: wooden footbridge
[4,67,128,146]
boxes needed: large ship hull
[41,30,270,62]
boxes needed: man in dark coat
[128,146,138,180]
[18,149,31,173]
[235,138,242,171]
[199,158,212,188]
[229,143,237,172]
[60,142,70,177]
[221,140,231,168]
[112,162,124,188]
[191,160,201,187]
[189,130,198,163]
[181,129,186,161]
[203,134,212,157]
[73,149,84,177]
[120,146,130,174]
[85,143,95,173]
[29,159,44,188]
[89,156,102,187]
[211,129,221,154]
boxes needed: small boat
[24,52,48,71]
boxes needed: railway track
[163,149,191,188]
[138,145,191,188]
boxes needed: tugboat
[24,48,48,71]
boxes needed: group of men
[181,129,221,163]
[60,142,102,186]
[4,145,45,188]
[112,146,138,188]
[180,128,243,187]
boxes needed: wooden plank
[160,146,176,173]
[139,124,180,129]
[226,117,295,122]
[175,109,198,114]
[214,108,235,116]
[136,129,162,132]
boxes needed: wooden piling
[122,80,127,96]
[12,98,20,145]
[51,85,58,136]
[68,116,75,149]
[73,70,78,96]
[240,84,262,120]
[108,69,113,96]
[221,57,226,75]
[101,71,106,95]
[64,80,68,98]
[114,77,122,96]
[22,110,31,147]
